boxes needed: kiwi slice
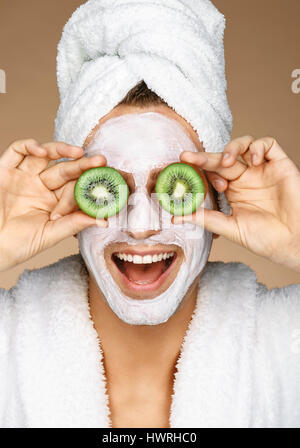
[155,163,205,216]
[74,167,129,219]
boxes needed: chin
[104,243,184,300]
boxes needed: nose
[125,187,161,238]
[126,229,160,240]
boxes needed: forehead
[85,112,198,174]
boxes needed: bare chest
[108,386,172,428]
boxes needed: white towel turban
[54,0,232,153]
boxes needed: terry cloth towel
[1,255,300,427]
[54,0,232,155]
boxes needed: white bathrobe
[0,254,299,428]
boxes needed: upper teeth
[115,252,174,264]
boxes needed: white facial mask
[78,112,213,325]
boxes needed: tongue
[123,260,166,284]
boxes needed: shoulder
[0,254,88,343]
[204,260,257,283]
[204,260,300,318]
[256,280,300,349]
[12,254,87,299]
[193,261,260,337]
[202,260,259,307]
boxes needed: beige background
[0,0,299,289]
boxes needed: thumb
[172,208,236,241]
[45,211,108,246]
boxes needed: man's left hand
[173,136,300,273]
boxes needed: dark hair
[117,80,168,107]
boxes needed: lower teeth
[129,279,153,285]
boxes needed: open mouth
[110,249,179,294]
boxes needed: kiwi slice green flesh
[155,163,205,216]
[74,167,129,219]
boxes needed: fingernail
[51,214,62,221]
[222,153,233,166]
[214,179,224,190]
[223,153,231,162]
[252,153,258,164]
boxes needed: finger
[205,172,228,192]
[50,181,78,220]
[248,142,265,166]
[181,151,247,180]
[249,137,287,163]
[0,139,83,171]
[17,155,49,175]
[40,141,84,161]
[0,139,47,168]
[40,154,106,190]
[221,135,255,167]
[18,142,82,173]
[240,149,253,167]
[45,211,108,246]
[172,207,236,240]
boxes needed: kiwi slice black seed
[74,167,129,219]
[155,163,205,216]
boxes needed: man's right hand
[0,139,107,272]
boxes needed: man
[1,0,300,428]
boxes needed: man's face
[78,105,215,325]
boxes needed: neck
[89,276,199,381]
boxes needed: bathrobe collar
[12,254,257,428]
